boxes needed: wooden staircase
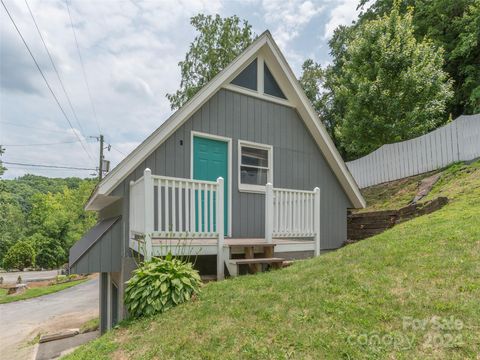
[224,242,284,277]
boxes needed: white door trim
[190,131,232,237]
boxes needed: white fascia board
[264,36,366,208]
[86,34,270,210]
[87,31,365,210]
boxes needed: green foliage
[0,146,5,177]
[31,234,66,270]
[0,175,96,269]
[3,240,36,270]
[167,14,255,110]
[125,255,201,319]
[333,5,453,158]
[0,192,26,264]
[298,60,338,142]
[358,0,480,116]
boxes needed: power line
[1,0,95,165]
[2,140,81,147]
[0,121,77,135]
[24,0,96,161]
[3,161,96,170]
[110,144,127,156]
[65,0,102,134]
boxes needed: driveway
[0,277,99,360]
[1,270,60,284]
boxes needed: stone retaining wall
[346,197,448,244]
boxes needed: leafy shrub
[56,275,67,283]
[3,241,36,270]
[125,255,201,318]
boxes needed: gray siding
[70,219,122,273]
[113,89,352,252]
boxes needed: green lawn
[66,161,480,359]
[0,279,88,304]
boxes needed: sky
[0,0,366,180]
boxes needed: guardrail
[129,169,225,279]
[265,184,321,256]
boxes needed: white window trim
[190,131,233,237]
[238,140,273,193]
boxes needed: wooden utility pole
[98,134,104,181]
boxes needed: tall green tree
[167,14,255,110]
[358,0,480,116]
[0,193,25,264]
[0,146,6,177]
[28,182,96,252]
[333,5,453,158]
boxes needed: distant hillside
[0,175,96,269]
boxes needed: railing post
[129,180,135,240]
[265,183,273,243]
[144,168,153,261]
[216,177,224,280]
[314,187,321,256]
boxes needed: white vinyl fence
[347,114,480,188]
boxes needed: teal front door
[193,136,228,235]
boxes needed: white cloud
[323,0,364,40]
[1,0,349,179]
[262,0,324,49]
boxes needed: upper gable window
[230,58,257,91]
[264,63,286,99]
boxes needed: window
[238,141,273,192]
[264,63,286,99]
[231,59,257,91]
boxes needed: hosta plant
[125,254,201,319]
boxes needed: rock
[7,283,28,295]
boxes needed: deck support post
[265,183,273,243]
[144,168,153,261]
[314,187,321,256]
[216,177,225,280]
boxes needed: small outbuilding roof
[69,216,121,269]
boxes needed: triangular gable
[86,31,365,210]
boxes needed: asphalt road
[0,277,99,360]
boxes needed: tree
[0,193,25,264]
[0,146,5,176]
[299,26,357,157]
[333,4,453,158]
[167,14,255,110]
[3,240,36,270]
[28,182,97,253]
[26,233,65,269]
[358,0,480,116]
[299,60,334,138]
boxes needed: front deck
[130,237,316,257]
[129,169,321,280]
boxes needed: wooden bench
[227,243,276,258]
[227,257,284,277]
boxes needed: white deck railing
[265,184,320,256]
[129,169,225,279]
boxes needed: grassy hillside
[67,161,480,359]
[359,161,480,212]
